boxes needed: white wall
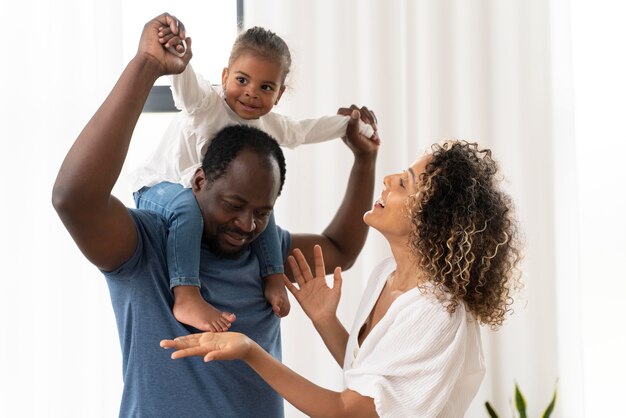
[571,1,626,415]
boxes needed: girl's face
[363,156,430,240]
[221,53,286,120]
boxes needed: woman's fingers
[287,255,305,288]
[313,245,326,279]
[171,346,209,359]
[160,334,210,359]
[160,333,199,348]
[282,274,299,295]
[333,266,343,292]
[293,248,313,280]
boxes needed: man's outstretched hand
[338,105,381,156]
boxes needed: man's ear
[191,168,206,193]
[275,85,286,105]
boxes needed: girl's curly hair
[408,140,523,329]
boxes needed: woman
[161,140,522,417]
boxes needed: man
[52,13,378,418]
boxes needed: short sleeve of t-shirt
[101,209,168,278]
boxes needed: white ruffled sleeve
[344,292,470,418]
[169,63,215,114]
[295,115,375,144]
[262,114,375,148]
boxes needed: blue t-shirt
[103,209,290,417]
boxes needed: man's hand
[137,13,192,76]
[338,105,380,156]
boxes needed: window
[121,1,241,111]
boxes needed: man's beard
[204,225,252,259]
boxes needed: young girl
[129,22,378,332]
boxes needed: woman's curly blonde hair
[408,140,523,329]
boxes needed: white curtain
[7,0,626,417]
[244,1,580,417]
[1,2,125,417]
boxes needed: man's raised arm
[288,106,379,275]
[52,13,191,271]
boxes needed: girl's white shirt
[129,64,373,191]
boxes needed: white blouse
[128,64,374,191]
[343,258,485,417]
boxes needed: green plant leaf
[541,387,558,418]
[514,383,527,418]
[484,401,499,418]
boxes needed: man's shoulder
[102,209,168,277]
[129,208,167,234]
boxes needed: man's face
[192,149,281,258]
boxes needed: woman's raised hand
[283,245,343,324]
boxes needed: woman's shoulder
[369,257,396,282]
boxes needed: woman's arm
[160,332,377,418]
[283,246,348,366]
[310,315,349,367]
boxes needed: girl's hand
[160,331,252,362]
[283,245,342,324]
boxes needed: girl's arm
[292,114,378,145]
[156,25,206,112]
[169,62,208,112]
[160,332,378,418]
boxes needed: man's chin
[205,236,248,259]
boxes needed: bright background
[1,1,624,417]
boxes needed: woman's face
[363,155,430,240]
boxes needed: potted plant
[485,383,557,418]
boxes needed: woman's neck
[388,241,426,291]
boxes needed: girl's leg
[252,212,284,277]
[134,182,201,287]
[252,213,290,317]
[134,182,235,331]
